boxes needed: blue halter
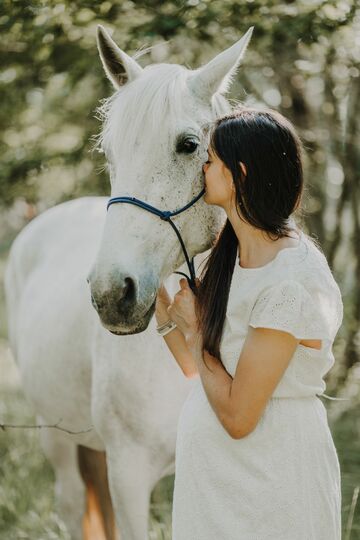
[107,187,206,293]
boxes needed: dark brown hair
[196,106,305,371]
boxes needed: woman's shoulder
[260,230,335,283]
[291,233,341,294]
[235,230,333,289]
[231,228,343,307]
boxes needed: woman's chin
[204,192,225,209]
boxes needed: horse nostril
[118,277,136,306]
[90,274,139,317]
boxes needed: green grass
[332,406,360,539]
[0,388,70,540]
[0,253,9,341]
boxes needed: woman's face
[202,146,245,211]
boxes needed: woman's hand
[167,278,200,340]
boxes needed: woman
[155,107,343,539]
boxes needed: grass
[332,405,360,539]
[0,387,70,539]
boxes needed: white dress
[172,231,344,540]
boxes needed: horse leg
[77,445,118,540]
[105,443,154,540]
[39,423,85,540]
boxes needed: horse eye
[176,138,199,154]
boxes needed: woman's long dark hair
[196,106,305,371]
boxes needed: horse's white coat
[5,26,253,539]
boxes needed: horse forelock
[94,63,231,164]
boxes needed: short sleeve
[249,279,335,342]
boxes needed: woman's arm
[186,327,299,440]
[227,326,299,438]
[155,297,199,378]
[186,332,235,434]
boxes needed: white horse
[4,25,253,540]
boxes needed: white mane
[94,63,231,162]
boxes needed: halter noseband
[106,187,205,293]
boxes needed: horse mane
[93,63,231,163]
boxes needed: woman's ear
[240,161,247,176]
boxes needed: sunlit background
[0,1,359,538]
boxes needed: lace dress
[172,231,344,540]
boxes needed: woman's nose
[202,163,207,174]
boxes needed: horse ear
[188,27,254,100]
[97,25,143,89]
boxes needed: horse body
[7,195,193,446]
[5,26,253,539]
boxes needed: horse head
[88,25,253,334]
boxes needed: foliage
[0,0,358,209]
